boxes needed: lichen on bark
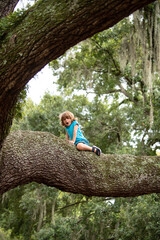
[0,130,160,197]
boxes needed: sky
[27,65,58,104]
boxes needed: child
[59,111,101,156]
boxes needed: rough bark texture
[0,130,160,197]
[0,0,19,18]
[0,0,156,148]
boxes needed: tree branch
[0,0,19,18]
[0,130,160,197]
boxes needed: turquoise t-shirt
[65,120,89,146]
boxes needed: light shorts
[75,138,89,146]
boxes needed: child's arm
[68,124,78,145]
[66,131,69,141]
[72,124,78,144]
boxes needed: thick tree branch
[0,130,160,197]
[0,0,19,18]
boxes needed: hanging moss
[119,2,160,127]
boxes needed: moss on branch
[0,130,160,197]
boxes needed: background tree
[50,1,160,155]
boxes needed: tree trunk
[0,0,156,148]
[0,130,160,197]
[51,197,57,225]
[37,200,46,232]
[0,0,19,18]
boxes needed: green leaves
[0,7,28,42]
[49,3,160,155]
[1,182,160,240]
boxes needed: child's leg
[76,143,101,156]
[76,143,92,151]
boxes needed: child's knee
[76,143,82,150]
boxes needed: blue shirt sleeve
[72,120,79,127]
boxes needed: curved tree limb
[0,130,160,197]
[0,0,19,18]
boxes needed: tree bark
[0,0,19,18]
[0,130,160,197]
[0,0,156,147]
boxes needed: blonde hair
[59,111,77,126]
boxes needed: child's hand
[69,140,74,145]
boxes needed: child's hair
[59,111,77,126]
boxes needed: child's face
[63,117,72,127]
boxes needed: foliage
[0,183,160,240]
[50,4,160,155]
[0,227,13,240]
[13,85,29,120]
[112,194,160,240]
[0,8,26,41]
